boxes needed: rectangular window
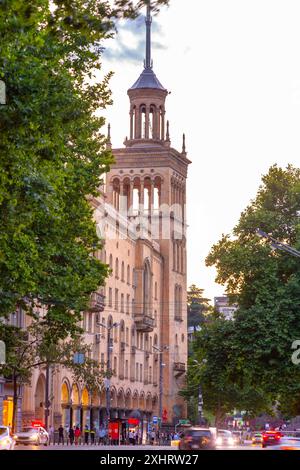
[125,360,128,379]
[136,363,139,381]
[109,288,112,307]
[140,364,143,382]
[121,293,124,313]
[115,288,119,311]
[126,294,130,315]
[114,357,117,375]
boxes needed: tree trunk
[12,372,18,434]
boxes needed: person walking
[69,426,74,445]
[49,425,54,445]
[99,427,106,445]
[84,424,89,445]
[74,426,81,445]
[90,426,96,445]
[58,425,64,445]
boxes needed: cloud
[103,15,166,64]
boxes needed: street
[13,443,263,451]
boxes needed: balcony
[173,362,186,376]
[133,313,155,332]
[89,292,105,312]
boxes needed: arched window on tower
[150,105,155,139]
[141,105,146,139]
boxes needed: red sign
[162,409,168,422]
[31,420,45,428]
[108,422,119,441]
[128,418,139,426]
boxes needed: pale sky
[101,0,300,301]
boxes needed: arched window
[127,264,130,284]
[115,258,119,279]
[109,254,113,270]
[121,261,125,282]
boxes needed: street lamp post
[153,345,168,425]
[256,229,300,259]
[97,321,119,434]
[193,359,207,426]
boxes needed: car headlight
[0,438,10,446]
[216,436,223,445]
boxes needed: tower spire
[145,2,152,69]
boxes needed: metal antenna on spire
[145,2,152,69]
[106,123,112,149]
[182,133,186,155]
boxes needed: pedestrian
[74,426,81,445]
[129,430,135,445]
[49,425,54,445]
[84,424,89,445]
[58,425,64,445]
[69,426,74,445]
[90,426,96,445]
[150,429,155,445]
[99,427,106,445]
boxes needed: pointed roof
[130,67,166,91]
[129,4,167,92]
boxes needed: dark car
[179,428,215,450]
[261,431,282,448]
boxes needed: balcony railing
[89,292,105,312]
[173,362,186,375]
[133,313,155,332]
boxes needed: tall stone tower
[107,4,191,424]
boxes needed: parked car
[0,426,15,450]
[261,431,282,448]
[14,426,49,446]
[216,429,234,446]
[179,427,216,450]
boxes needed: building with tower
[0,4,190,435]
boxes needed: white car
[0,426,15,450]
[14,426,49,446]
[216,429,235,446]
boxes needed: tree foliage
[184,165,300,421]
[187,284,210,331]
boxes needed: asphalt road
[13,443,263,451]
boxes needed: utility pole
[153,345,168,425]
[97,321,119,434]
[44,363,50,430]
[197,384,203,425]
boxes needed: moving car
[261,431,282,448]
[216,429,234,446]
[14,426,49,446]
[252,432,263,444]
[0,426,15,450]
[232,430,244,445]
[179,427,216,450]
[264,435,300,450]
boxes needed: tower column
[130,109,134,140]
[139,180,144,214]
[161,109,165,140]
[145,107,150,139]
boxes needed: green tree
[187,284,210,331]
[0,0,170,339]
[0,320,105,433]
[205,165,300,417]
